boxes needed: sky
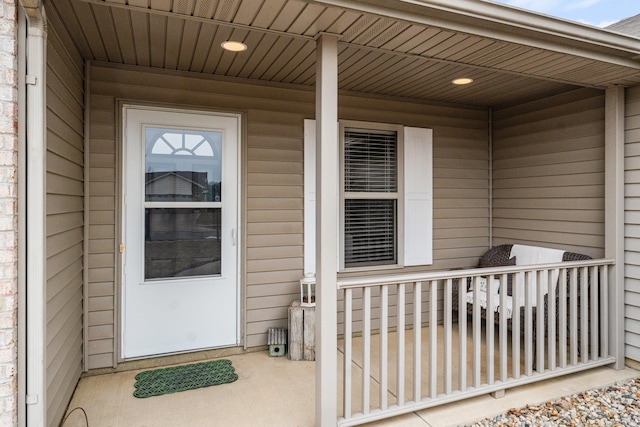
[490,0,640,28]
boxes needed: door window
[144,127,223,280]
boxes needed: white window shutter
[303,119,316,275]
[403,127,433,266]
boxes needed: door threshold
[85,345,264,376]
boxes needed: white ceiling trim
[309,0,640,70]
[393,0,640,54]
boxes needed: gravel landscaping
[470,378,640,426]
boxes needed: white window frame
[339,120,404,272]
[303,119,433,275]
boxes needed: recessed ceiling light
[452,77,474,85]
[221,41,247,52]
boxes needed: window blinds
[344,129,397,193]
[344,199,396,267]
[344,128,398,267]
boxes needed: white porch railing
[336,259,615,426]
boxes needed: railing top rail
[336,258,615,289]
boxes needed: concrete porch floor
[62,347,639,427]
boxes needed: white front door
[122,106,240,359]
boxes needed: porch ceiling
[51,0,640,107]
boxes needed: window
[303,120,432,274]
[143,127,223,279]
[342,125,401,268]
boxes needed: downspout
[20,1,47,425]
[17,6,26,427]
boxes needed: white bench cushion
[509,245,565,306]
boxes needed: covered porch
[20,0,640,425]
[62,256,625,426]
[62,331,639,426]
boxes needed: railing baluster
[413,281,422,402]
[429,280,438,398]
[472,276,481,388]
[444,279,453,394]
[499,273,508,382]
[559,268,567,369]
[590,266,598,361]
[524,271,533,377]
[602,265,609,358]
[363,286,371,414]
[458,277,467,391]
[486,274,495,386]
[548,269,557,371]
[570,268,578,365]
[397,283,405,406]
[380,285,388,410]
[536,270,545,373]
[512,272,521,379]
[344,288,352,419]
[580,267,588,364]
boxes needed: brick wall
[0,1,18,425]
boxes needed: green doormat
[133,359,238,398]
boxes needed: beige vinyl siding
[625,86,640,362]
[492,88,606,259]
[245,109,307,344]
[46,6,85,427]
[87,62,489,365]
[86,91,116,370]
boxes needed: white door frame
[120,104,242,359]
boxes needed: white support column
[605,86,625,370]
[315,32,340,427]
